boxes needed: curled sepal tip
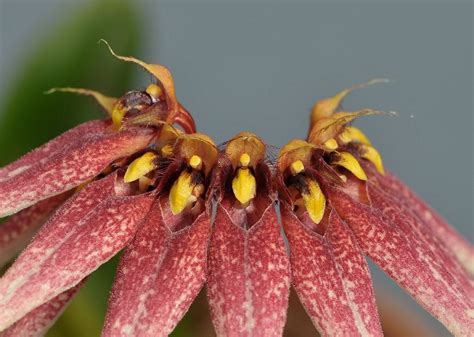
[310,78,390,125]
[99,39,178,115]
[308,108,397,145]
[45,87,117,115]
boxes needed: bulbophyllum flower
[275,84,474,336]
[205,133,290,336]
[0,43,472,337]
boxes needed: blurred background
[0,0,472,336]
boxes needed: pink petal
[325,183,474,337]
[369,166,473,275]
[0,174,153,330]
[207,198,291,337]
[281,206,383,337]
[0,280,85,337]
[367,181,474,297]
[0,126,154,217]
[102,197,210,337]
[0,193,69,268]
[0,120,108,182]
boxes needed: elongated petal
[282,206,383,337]
[0,120,108,182]
[367,181,474,296]
[0,193,69,268]
[0,175,153,330]
[102,197,210,337]
[207,198,291,337]
[0,127,154,217]
[325,184,474,337]
[0,280,84,337]
[368,166,474,275]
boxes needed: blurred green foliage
[0,0,141,166]
[0,1,141,336]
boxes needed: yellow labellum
[232,168,257,205]
[124,152,158,183]
[301,177,326,224]
[169,171,195,215]
[332,152,367,181]
[339,126,372,145]
[323,138,338,151]
[360,145,385,175]
[45,87,117,115]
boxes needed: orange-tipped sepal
[45,87,117,115]
[310,79,389,126]
[100,39,178,114]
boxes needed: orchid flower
[0,44,472,337]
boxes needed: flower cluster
[0,43,472,337]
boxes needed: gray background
[1,0,472,335]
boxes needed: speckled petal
[0,175,153,330]
[0,126,154,217]
[282,206,383,337]
[102,197,210,337]
[0,120,107,182]
[326,184,474,337]
[0,193,69,268]
[367,181,474,297]
[369,167,474,275]
[0,280,85,337]
[207,198,291,337]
